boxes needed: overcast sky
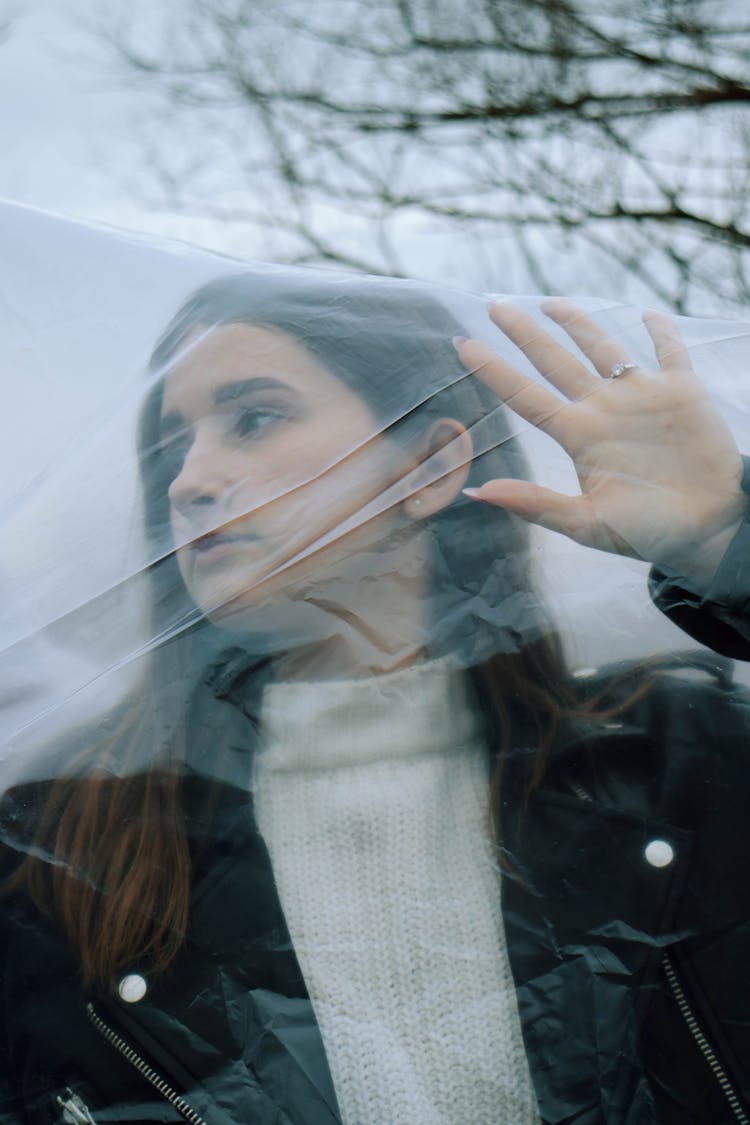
[0,0,254,254]
[2,1,749,304]
[5,3,749,300]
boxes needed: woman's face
[159,322,412,636]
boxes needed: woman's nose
[167,433,233,515]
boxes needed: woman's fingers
[540,299,633,380]
[463,480,638,555]
[455,336,568,440]
[642,309,693,374]
[465,480,588,537]
[489,302,599,400]
[458,299,741,570]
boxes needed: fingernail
[462,487,482,500]
[452,335,467,349]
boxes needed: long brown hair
[6,274,581,987]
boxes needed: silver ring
[609,362,638,379]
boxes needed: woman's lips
[189,531,262,565]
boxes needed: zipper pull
[56,1088,96,1124]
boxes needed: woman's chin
[198,582,340,653]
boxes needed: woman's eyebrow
[213,376,292,404]
[159,377,294,439]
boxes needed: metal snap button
[117,972,147,1003]
[644,839,674,868]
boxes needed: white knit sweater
[253,661,539,1125]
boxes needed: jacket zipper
[661,952,749,1124]
[85,1002,209,1125]
[569,780,749,1122]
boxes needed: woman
[1,271,748,1125]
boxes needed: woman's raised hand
[455,299,745,590]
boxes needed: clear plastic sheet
[1,200,749,1124]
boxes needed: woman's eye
[232,406,286,438]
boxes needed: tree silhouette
[102,0,750,312]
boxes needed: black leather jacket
[1,511,749,1125]
[503,648,750,1124]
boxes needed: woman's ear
[402,418,474,519]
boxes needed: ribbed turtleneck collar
[258,660,485,773]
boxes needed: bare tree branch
[90,0,750,313]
